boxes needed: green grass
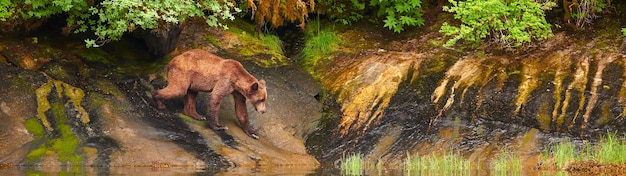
[594,133,626,163]
[301,19,340,73]
[405,151,472,175]
[552,139,577,169]
[341,154,363,176]
[340,133,626,175]
[548,132,626,169]
[492,149,521,176]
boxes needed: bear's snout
[258,109,267,114]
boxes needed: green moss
[35,81,54,131]
[51,122,81,165]
[178,114,206,126]
[236,33,287,66]
[8,74,37,95]
[36,80,91,131]
[24,118,45,138]
[72,48,115,65]
[61,83,90,124]
[44,64,71,81]
[205,35,221,47]
[25,145,47,163]
[28,80,87,166]
[217,19,287,66]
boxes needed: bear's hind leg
[153,87,187,110]
[152,69,190,110]
[152,90,167,110]
[183,90,206,120]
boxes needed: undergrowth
[301,19,340,73]
[340,132,626,175]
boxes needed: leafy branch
[440,0,555,48]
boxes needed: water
[0,165,572,175]
[0,165,328,175]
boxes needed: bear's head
[248,80,267,114]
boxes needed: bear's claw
[244,129,259,139]
[210,124,228,131]
[248,133,259,139]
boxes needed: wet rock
[0,38,322,172]
[146,58,322,166]
[0,65,42,165]
[308,25,626,168]
[19,55,37,70]
[318,50,424,135]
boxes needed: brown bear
[152,49,267,139]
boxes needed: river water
[0,165,572,175]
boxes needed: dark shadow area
[213,130,237,149]
[117,79,231,167]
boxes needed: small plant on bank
[492,149,521,176]
[547,132,626,169]
[301,20,340,72]
[318,0,423,32]
[594,133,626,163]
[341,154,363,176]
[551,139,578,169]
[372,0,425,33]
[440,0,555,48]
[405,151,472,175]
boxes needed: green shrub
[440,0,555,48]
[0,0,238,47]
[372,0,424,32]
[318,0,423,32]
[319,0,365,25]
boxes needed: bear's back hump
[169,49,223,71]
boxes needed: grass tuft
[405,151,471,175]
[492,149,521,176]
[341,154,363,176]
[301,20,340,73]
[595,133,626,163]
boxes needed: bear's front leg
[206,83,230,131]
[183,90,207,120]
[233,91,259,139]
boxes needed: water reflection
[0,165,326,176]
[0,165,573,175]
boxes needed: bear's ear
[259,79,266,86]
[251,82,259,92]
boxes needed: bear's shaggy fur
[152,49,267,139]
